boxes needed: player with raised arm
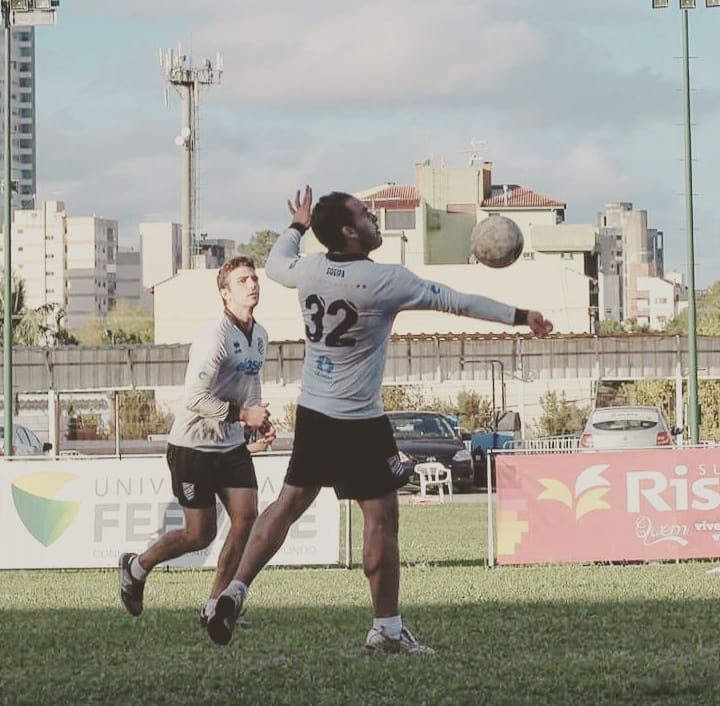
[119,256,275,625]
[207,187,552,651]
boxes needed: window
[656,298,668,305]
[561,252,574,260]
[385,210,416,230]
[522,252,535,260]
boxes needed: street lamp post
[651,0,718,444]
[2,0,58,457]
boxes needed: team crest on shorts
[388,454,405,477]
[182,482,196,500]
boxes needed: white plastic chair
[415,461,453,503]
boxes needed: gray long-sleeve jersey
[265,227,517,419]
[167,313,268,451]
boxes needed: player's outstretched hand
[288,185,313,228]
[241,402,271,429]
[527,311,553,337]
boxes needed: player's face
[346,197,382,252]
[221,265,260,313]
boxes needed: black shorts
[167,443,257,509]
[285,405,408,500]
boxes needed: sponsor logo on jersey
[314,355,334,379]
[235,358,263,375]
[257,337,265,356]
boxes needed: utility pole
[2,0,59,457]
[161,48,223,270]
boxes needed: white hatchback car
[0,423,52,457]
[579,406,678,450]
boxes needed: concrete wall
[154,259,592,345]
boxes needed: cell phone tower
[161,47,223,269]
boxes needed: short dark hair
[216,255,256,292]
[311,191,354,251]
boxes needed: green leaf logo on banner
[11,472,80,546]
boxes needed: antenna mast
[161,47,223,269]
[459,137,488,166]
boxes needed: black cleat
[206,592,244,646]
[118,552,145,617]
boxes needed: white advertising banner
[0,454,340,569]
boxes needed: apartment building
[1,201,118,330]
[0,27,37,223]
[597,202,666,326]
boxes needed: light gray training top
[167,313,268,451]
[265,226,517,420]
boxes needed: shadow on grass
[1,598,718,706]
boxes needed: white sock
[130,556,148,581]
[374,615,402,639]
[205,598,217,614]
[226,580,248,599]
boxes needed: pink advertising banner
[495,448,720,565]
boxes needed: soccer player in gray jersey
[119,256,276,625]
[207,187,553,652]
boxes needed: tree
[74,299,153,345]
[663,282,720,335]
[533,391,589,437]
[0,273,77,345]
[110,391,173,440]
[236,230,280,268]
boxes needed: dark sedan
[387,411,474,492]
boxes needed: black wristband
[225,403,241,424]
[290,222,308,235]
[513,308,529,326]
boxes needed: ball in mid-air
[471,216,524,268]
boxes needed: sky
[33,0,720,287]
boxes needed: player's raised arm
[265,185,313,287]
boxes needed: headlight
[398,451,411,464]
[452,449,471,462]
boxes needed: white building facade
[1,201,118,329]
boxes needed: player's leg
[200,444,259,624]
[338,414,434,655]
[119,444,218,617]
[357,491,400,618]
[207,483,320,645]
[119,505,217,617]
[210,486,258,600]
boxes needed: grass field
[3,501,720,706]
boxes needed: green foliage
[0,273,76,345]
[596,319,625,335]
[237,229,280,268]
[533,390,589,437]
[663,282,720,335]
[382,385,432,411]
[382,386,495,431]
[597,318,651,335]
[277,401,297,431]
[111,391,173,440]
[617,379,677,426]
[74,299,153,344]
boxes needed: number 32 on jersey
[304,295,358,347]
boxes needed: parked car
[470,430,516,489]
[0,423,52,457]
[387,411,474,492]
[579,406,679,450]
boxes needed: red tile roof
[482,185,565,209]
[361,185,421,210]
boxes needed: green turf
[2,502,720,706]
